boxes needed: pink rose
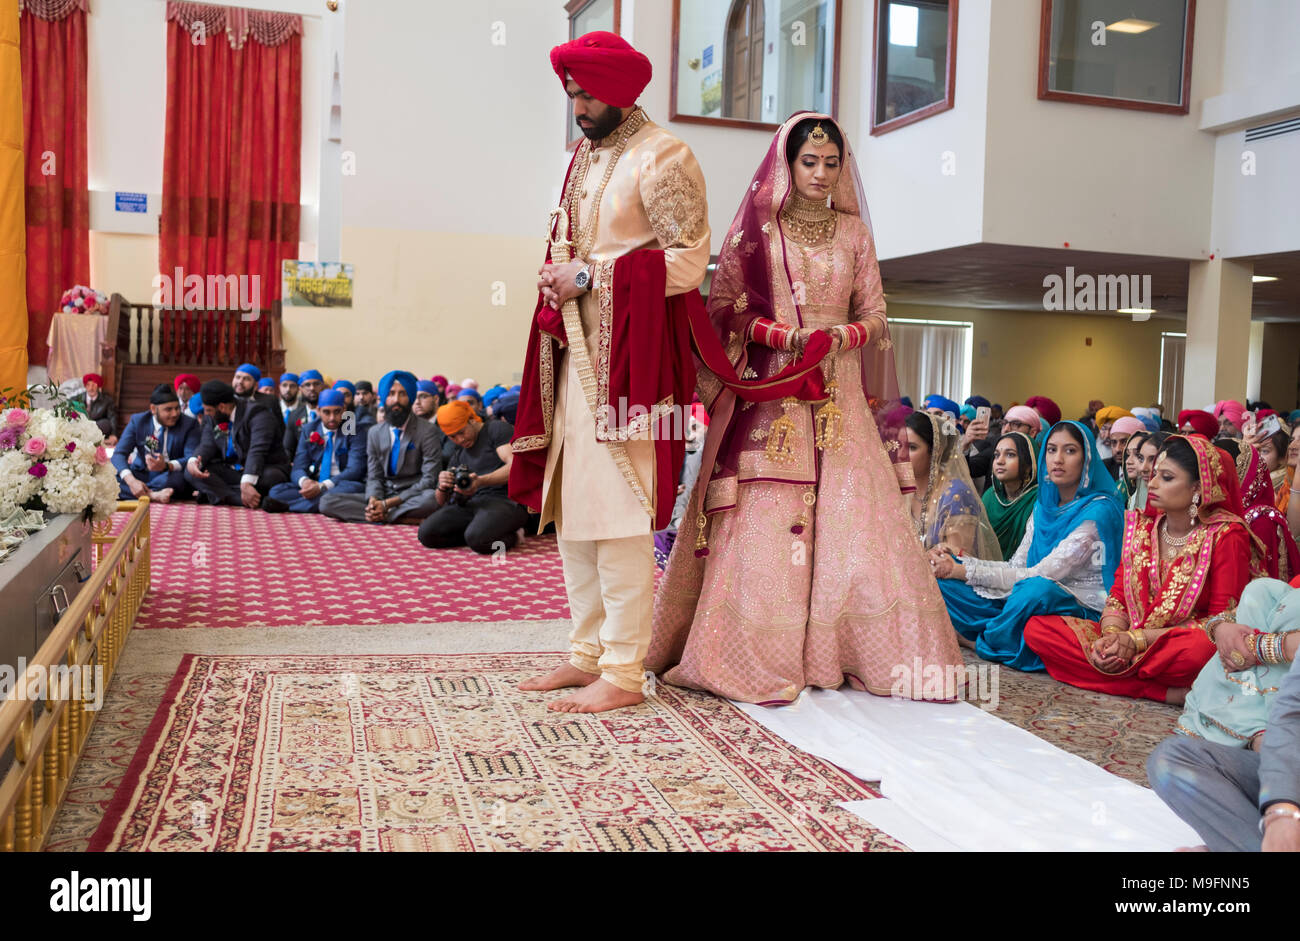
[29,462,47,478]
[94,445,109,465]
[66,441,77,452]
[4,408,29,427]
[23,436,47,456]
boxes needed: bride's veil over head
[700,111,911,492]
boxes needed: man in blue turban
[285,369,325,456]
[923,394,961,419]
[413,379,442,419]
[265,389,367,513]
[320,370,446,524]
[232,363,261,401]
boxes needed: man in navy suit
[263,389,366,513]
[185,380,292,508]
[284,368,325,457]
[111,383,200,502]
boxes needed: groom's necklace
[567,108,649,259]
[780,193,837,246]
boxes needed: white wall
[851,0,991,259]
[980,0,1225,258]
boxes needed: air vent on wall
[1245,117,1300,142]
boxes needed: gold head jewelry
[808,122,830,147]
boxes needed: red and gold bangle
[838,321,873,350]
[749,319,796,350]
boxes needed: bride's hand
[821,327,843,353]
[791,328,817,354]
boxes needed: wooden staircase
[104,294,286,427]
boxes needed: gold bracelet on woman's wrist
[1127,629,1149,655]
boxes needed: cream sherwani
[540,108,710,691]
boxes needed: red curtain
[160,2,302,318]
[20,0,90,367]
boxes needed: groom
[510,31,710,713]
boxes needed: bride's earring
[1189,491,1200,525]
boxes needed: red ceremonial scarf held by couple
[509,52,836,528]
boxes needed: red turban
[551,31,652,108]
[1178,409,1218,439]
[174,373,201,393]
[1025,395,1061,427]
[82,372,103,387]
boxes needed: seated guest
[417,400,530,553]
[1094,405,1134,470]
[1178,408,1219,440]
[1259,427,1291,503]
[277,372,300,422]
[905,410,1001,559]
[1215,399,1248,439]
[320,370,444,524]
[112,383,200,502]
[285,368,325,456]
[354,380,378,421]
[493,389,520,424]
[932,421,1123,670]
[1024,435,1263,703]
[76,372,117,443]
[981,431,1039,560]
[1078,399,1104,434]
[925,393,992,484]
[1001,404,1042,443]
[1104,415,1145,481]
[264,389,365,513]
[457,387,487,421]
[231,363,262,401]
[257,376,275,394]
[1132,407,1162,433]
[482,385,506,417]
[1148,577,1300,851]
[412,380,441,419]
[1119,430,1151,509]
[1234,442,1300,582]
[175,373,203,418]
[185,380,292,508]
[332,380,357,414]
[1025,395,1062,430]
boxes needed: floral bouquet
[59,285,109,316]
[0,384,120,522]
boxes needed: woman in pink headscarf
[1214,400,1247,439]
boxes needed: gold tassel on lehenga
[791,487,816,536]
[814,358,844,453]
[694,510,710,558]
[765,397,799,463]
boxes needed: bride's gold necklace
[780,193,837,246]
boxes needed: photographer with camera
[418,400,530,554]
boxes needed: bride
[646,112,963,705]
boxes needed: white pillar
[1183,258,1253,407]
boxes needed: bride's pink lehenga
[646,113,962,705]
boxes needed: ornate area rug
[89,653,901,852]
[110,505,572,627]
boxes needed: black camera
[450,465,474,489]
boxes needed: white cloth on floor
[733,687,1201,852]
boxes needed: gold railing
[0,499,152,852]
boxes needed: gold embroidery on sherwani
[511,337,554,452]
[565,107,649,260]
[646,160,707,247]
[590,260,674,443]
[546,206,653,519]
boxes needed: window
[870,0,957,135]
[1038,0,1195,115]
[1159,332,1185,416]
[565,0,621,150]
[670,0,842,131]
[888,318,973,404]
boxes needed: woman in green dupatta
[1117,430,1150,508]
[982,431,1038,559]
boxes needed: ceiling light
[1118,308,1156,314]
[1252,275,1278,282]
[1107,18,1159,33]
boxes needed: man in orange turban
[513,31,710,713]
[420,401,530,557]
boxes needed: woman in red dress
[1024,435,1264,704]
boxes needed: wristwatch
[574,264,593,292]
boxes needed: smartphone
[975,406,991,425]
[1259,414,1282,438]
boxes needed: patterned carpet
[114,505,572,627]
[88,653,899,852]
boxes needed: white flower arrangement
[0,387,120,522]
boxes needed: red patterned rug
[88,652,900,852]
[116,505,571,628]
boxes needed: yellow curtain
[0,0,28,399]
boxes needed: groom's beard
[578,106,623,141]
[386,403,410,428]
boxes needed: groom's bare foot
[549,678,644,714]
[518,663,598,692]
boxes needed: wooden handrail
[0,500,151,851]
